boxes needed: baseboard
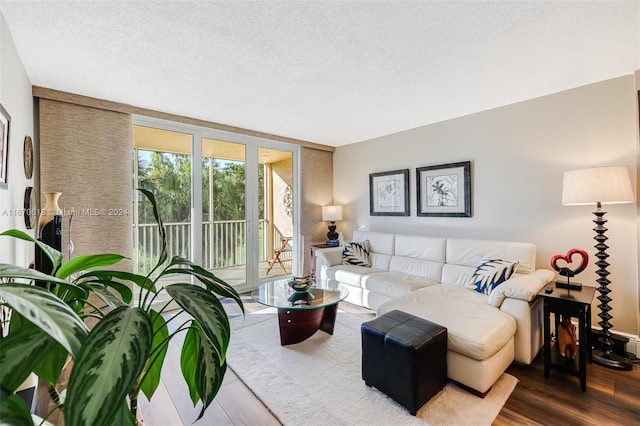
[629,336,640,358]
[590,327,640,358]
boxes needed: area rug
[227,310,517,425]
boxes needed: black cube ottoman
[361,310,447,415]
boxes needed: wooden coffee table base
[277,304,338,346]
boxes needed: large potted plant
[0,189,243,425]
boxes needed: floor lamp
[562,166,634,371]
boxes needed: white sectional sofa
[314,230,555,394]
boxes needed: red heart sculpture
[550,249,589,277]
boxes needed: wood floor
[37,295,640,425]
[496,351,640,425]
[148,296,640,426]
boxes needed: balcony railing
[134,220,291,274]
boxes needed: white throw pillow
[467,258,519,295]
[342,240,371,267]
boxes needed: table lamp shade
[322,205,343,222]
[562,166,634,206]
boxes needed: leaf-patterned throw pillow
[342,240,371,267]
[467,258,518,295]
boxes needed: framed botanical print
[417,161,471,217]
[0,102,10,190]
[369,169,409,216]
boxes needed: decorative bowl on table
[288,276,313,292]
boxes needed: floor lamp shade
[561,166,634,371]
[562,166,634,206]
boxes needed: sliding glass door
[132,118,299,300]
[132,125,193,309]
[200,138,247,289]
[258,147,294,280]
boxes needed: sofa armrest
[489,269,555,307]
[315,247,344,279]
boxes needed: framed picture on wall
[369,169,410,216]
[417,161,471,217]
[0,102,10,190]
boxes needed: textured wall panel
[300,147,333,273]
[39,99,132,264]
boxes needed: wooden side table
[538,285,596,391]
[308,243,331,278]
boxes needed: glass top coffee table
[251,279,348,346]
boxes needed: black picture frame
[417,161,471,217]
[369,169,410,216]
[0,102,10,190]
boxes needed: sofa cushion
[394,235,446,262]
[353,230,395,256]
[389,256,443,282]
[488,269,556,307]
[446,238,536,274]
[440,263,476,287]
[363,272,439,299]
[370,253,393,271]
[342,240,371,267]
[377,284,516,361]
[468,258,519,295]
[325,264,384,287]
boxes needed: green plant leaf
[65,307,152,426]
[78,270,156,294]
[180,324,200,406]
[7,311,26,333]
[8,291,74,390]
[194,329,226,421]
[78,279,133,305]
[0,323,56,393]
[103,280,134,304]
[0,264,86,301]
[0,388,34,426]
[137,188,167,267]
[81,282,128,310]
[55,254,127,280]
[0,284,88,356]
[114,402,137,426]
[33,341,69,387]
[176,319,227,420]
[0,229,63,273]
[140,309,169,400]
[165,284,230,361]
[163,257,244,312]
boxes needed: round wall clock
[23,136,33,179]
[23,186,37,229]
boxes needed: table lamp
[322,205,343,247]
[562,166,634,370]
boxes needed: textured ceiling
[1,1,639,146]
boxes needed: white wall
[334,75,639,337]
[0,13,34,265]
